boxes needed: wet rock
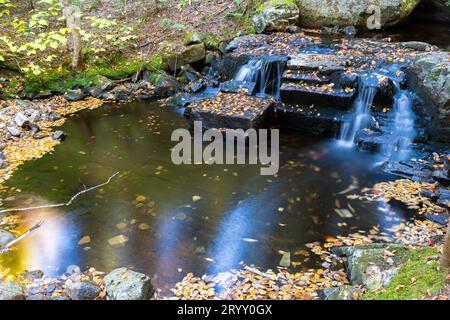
[164,43,206,71]
[436,188,450,207]
[252,0,299,33]
[425,212,450,226]
[111,86,132,101]
[319,285,363,300]
[153,73,181,97]
[7,126,21,137]
[342,26,357,38]
[0,280,25,300]
[407,51,450,141]
[219,80,256,95]
[64,89,87,102]
[178,65,201,84]
[184,80,205,94]
[103,268,153,300]
[297,0,421,28]
[287,53,349,74]
[400,41,433,51]
[0,159,8,169]
[0,229,15,247]
[53,130,67,141]
[29,110,41,123]
[48,113,61,121]
[65,280,101,300]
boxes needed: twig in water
[0,172,120,215]
[0,221,44,253]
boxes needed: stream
[0,100,412,292]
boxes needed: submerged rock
[0,280,25,300]
[103,268,153,300]
[53,130,67,141]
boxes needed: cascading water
[234,57,286,99]
[381,82,416,160]
[338,75,378,147]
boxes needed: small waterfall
[234,56,286,99]
[381,83,416,160]
[339,75,378,147]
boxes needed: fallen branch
[0,172,120,215]
[0,221,44,253]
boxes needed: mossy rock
[252,0,299,33]
[163,44,206,71]
[296,0,421,29]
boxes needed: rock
[103,268,153,300]
[297,0,421,29]
[7,126,21,137]
[0,281,25,300]
[342,243,406,290]
[0,229,15,247]
[436,188,450,207]
[89,76,115,98]
[108,234,129,247]
[252,0,300,33]
[287,53,349,74]
[184,31,201,45]
[164,43,206,71]
[0,159,8,169]
[48,113,61,121]
[220,80,256,95]
[342,26,357,38]
[110,86,131,101]
[178,65,201,84]
[279,252,291,267]
[400,41,433,51]
[14,112,30,129]
[29,110,41,123]
[20,270,44,281]
[64,89,87,102]
[53,130,67,141]
[65,280,101,300]
[153,73,181,97]
[407,51,450,141]
[319,285,363,300]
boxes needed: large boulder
[252,0,300,33]
[297,0,421,29]
[407,52,450,141]
[164,44,206,71]
[103,268,153,300]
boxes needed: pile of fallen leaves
[169,266,348,300]
[0,97,104,185]
[359,179,446,214]
[189,92,274,118]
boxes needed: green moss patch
[364,247,448,300]
[255,0,299,13]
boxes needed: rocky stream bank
[0,28,449,299]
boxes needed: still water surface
[0,101,409,291]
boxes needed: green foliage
[364,247,448,300]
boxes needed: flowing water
[339,75,378,146]
[234,57,286,98]
[0,101,412,293]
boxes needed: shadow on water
[0,101,411,292]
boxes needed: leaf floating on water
[138,223,150,230]
[192,195,202,202]
[135,195,146,202]
[334,208,353,218]
[242,238,258,243]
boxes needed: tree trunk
[441,221,450,268]
[62,1,82,71]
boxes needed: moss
[22,53,166,96]
[200,32,222,50]
[364,247,448,300]
[255,0,299,13]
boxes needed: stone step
[280,82,355,110]
[282,70,331,85]
[287,53,349,75]
[185,92,275,130]
[276,103,346,137]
